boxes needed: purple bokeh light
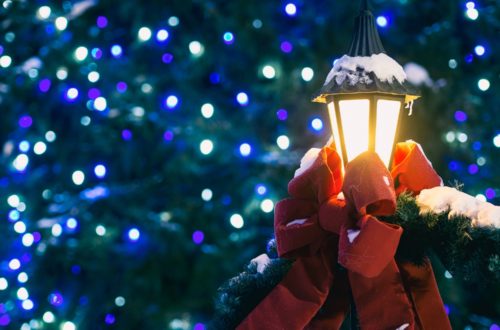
[105,314,116,324]
[163,130,174,141]
[194,323,206,330]
[38,78,51,93]
[0,314,10,326]
[276,109,288,121]
[97,16,108,28]
[444,304,450,315]
[490,324,500,330]
[209,73,220,84]
[32,232,42,243]
[192,231,204,245]
[485,188,496,199]
[88,88,101,99]
[454,110,467,122]
[280,41,293,53]
[468,164,479,175]
[162,53,174,64]
[18,115,33,128]
[121,129,133,141]
[448,161,459,171]
[91,48,103,60]
[116,82,128,93]
[49,292,64,307]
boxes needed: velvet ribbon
[237,141,451,330]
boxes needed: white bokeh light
[301,67,314,82]
[72,170,85,185]
[260,199,274,213]
[276,135,290,150]
[201,103,214,118]
[230,214,244,229]
[200,139,214,155]
[138,27,152,41]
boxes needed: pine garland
[211,195,499,329]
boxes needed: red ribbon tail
[238,239,337,330]
[398,259,452,330]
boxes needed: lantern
[313,0,420,168]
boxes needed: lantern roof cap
[313,1,419,103]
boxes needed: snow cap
[313,0,419,104]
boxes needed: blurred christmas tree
[0,0,498,329]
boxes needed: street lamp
[313,0,419,168]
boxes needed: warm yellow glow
[327,102,343,164]
[339,99,370,162]
[375,99,401,167]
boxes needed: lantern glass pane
[327,102,343,164]
[375,99,401,167]
[338,99,370,162]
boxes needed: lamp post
[313,0,420,168]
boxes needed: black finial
[347,1,385,56]
[361,0,368,11]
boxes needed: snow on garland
[210,194,500,330]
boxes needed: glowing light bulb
[94,164,106,178]
[189,41,204,56]
[493,134,500,148]
[9,258,21,270]
[223,32,234,45]
[17,287,29,300]
[45,131,57,142]
[115,296,126,307]
[156,29,169,42]
[466,8,479,20]
[276,135,290,150]
[165,95,179,109]
[13,154,29,171]
[230,214,244,229]
[0,55,12,68]
[201,103,214,118]
[201,189,213,202]
[168,16,179,27]
[0,278,8,290]
[93,97,107,111]
[74,47,88,61]
[236,92,249,106]
[96,225,106,236]
[72,171,85,185]
[56,67,68,80]
[37,6,51,20]
[260,199,274,213]
[52,223,63,237]
[34,141,47,155]
[66,88,79,100]
[200,140,214,155]
[55,16,68,31]
[66,218,78,230]
[61,321,76,330]
[88,71,100,83]
[14,221,26,234]
[376,16,388,27]
[239,143,252,157]
[311,118,323,131]
[262,65,276,79]
[285,3,297,16]
[138,27,152,41]
[474,45,485,56]
[43,312,55,323]
[128,228,140,241]
[478,78,490,91]
[111,45,123,57]
[7,195,20,208]
[22,299,34,310]
[22,233,34,247]
[17,272,28,283]
[301,67,314,82]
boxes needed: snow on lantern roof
[313,1,419,104]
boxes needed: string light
[111,45,123,57]
[262,65,276,79]
[311,118,323,131]
[0,278,8,290]
[61,321,76,330]
[200,139,214,155]
[13,154,29,172]
[74,47,88,61]
[236,92,249,106]
[14,221,27,234]
[239,143,252,157]
[128,228,140,241]
[43,312,55,323]
[37,6,51,20]
[301,67,314,82]
[93,97,107,111]
[284,3,297,16]
[466,7,479,20]
[156,29,169,42]
[189,41,204,56]
[478,78,490,91]
[201,103,214,118]
[95,225,106,236]
[276,135,290,150]
[0,55,12,68]
[51,224,63,237]
[165,95,179,109]
[230,214,244,229]
[201,189,213,201]
[223,32,234,45]
[94,164,107,178]
[474,45,485,56]
[115,296,126,307]
[260,199,274,213]
[493,134,500,148]
[8,258,21,270]
[55,17,68,31]
[138,27,152,41]
[34,141,47,155]
[7,194,20,208]
[72,170,85,185]
[376,16,388,27]
[168,16,179,27]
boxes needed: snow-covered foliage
[417,186,500,228]
[294,148,321,178]
[324,53,407,87]
[250,254,271,274]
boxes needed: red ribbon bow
[238,141,451,330]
